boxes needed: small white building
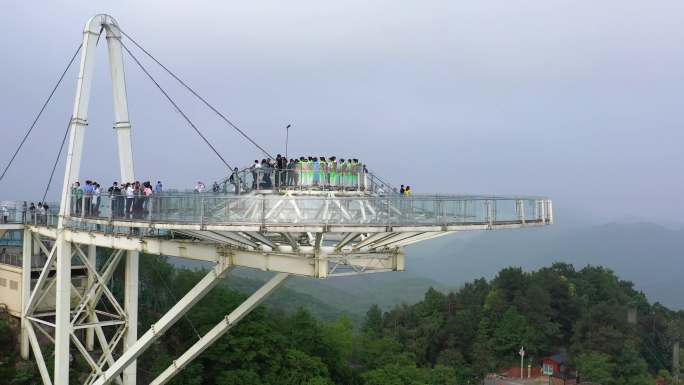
[0,227,86,318]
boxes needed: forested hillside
[1,257,682,384]
[409,221,684,309]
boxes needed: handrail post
[485,200,492,227]
[261,195,266,228]
[256,170,261,192]
[148,196,153,222]
[199,196,205,226]
[228,196,234,222]
[386,197,391,228]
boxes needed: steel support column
[53,238,72,385]
[20,228,32,359]
[26,321,53,385]
[123,251,139,385]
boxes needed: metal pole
[200,196,205,225]
[285,124,291,159]
[519,346,525,380]
[148,196,153,222]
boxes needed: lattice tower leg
[54,237,72,385]
[86,244,97,351]
[122,251,139,385]
[20,228,32,359]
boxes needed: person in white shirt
[195,181,206,193]
[38,203,46,224]
[251,160,261,189]
[93,183,102,216]
[126,183,135,217]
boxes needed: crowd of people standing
[249,154,368,190]
[71,180,163,219]
[0,202,52,224]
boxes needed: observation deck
[2,187,552,279]
[62,191,552,233]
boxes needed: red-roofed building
[542,352,568,376]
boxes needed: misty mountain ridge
[408,220,684,309]
[168,213,683,314]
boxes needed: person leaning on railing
[108,182,122,218]
[125,183,134,217]
[42,203,49,224]
[29,202,36,224]
[287,159,296,187]
[83,180,94,216]
[72,181,83,215]
[93,182,102,216]
[37,203,44,223]
[229,168,241,194]
[250,160,260,190]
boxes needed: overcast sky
[1,0,683,223]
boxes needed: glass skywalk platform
[53,192,552,232]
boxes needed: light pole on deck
[285,124,291,159]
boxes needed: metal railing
[219,168,395,195]
[0,203,60,226]
[66,192,552,228]
[0,204,26,224]
[0,252,22,267]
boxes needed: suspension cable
[41,119,71,202]
[120,41,234,171]
[117,27,274,159]
[0,44,82,184]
